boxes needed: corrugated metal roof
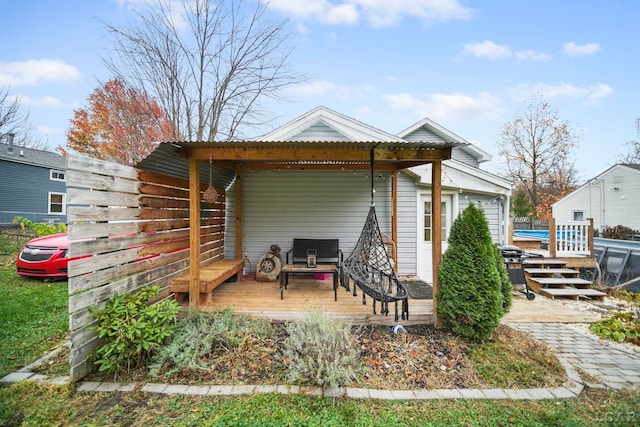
[176,139,459,151]
[134,140,461,188]
[135,143,237,190]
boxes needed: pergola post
[432,160,442,327]
[188,158,201,309]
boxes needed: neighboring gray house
[224,106,512,282]
[0,138,67,225]
[552,164,640,232]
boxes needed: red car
[16,233,73,280]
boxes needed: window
[50,170,65,181]
[48,192,66,214]
[573,211,585,221]
[424,201,447,242]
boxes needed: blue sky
[1,0,638,181]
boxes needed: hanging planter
[203,157,218,203]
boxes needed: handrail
[550,218,594,257]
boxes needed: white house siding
[396,172,419,275]
[553,165,640,231]
[458,192,503,243]
[229,170,393,271]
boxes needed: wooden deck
[190,275,434,326]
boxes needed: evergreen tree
[436,203,508,342]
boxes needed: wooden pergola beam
[183,147,451,163]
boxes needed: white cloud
[0,59,81,87]
[515,50,551,62]
[463,40,512,60]
[509,82,613,106]
[16,94,69,109]
[285,80,374,101]
[264,0,473,27]
[382,91,503,122]
[562,42,600,57]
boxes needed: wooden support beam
[183,146,451,163]
[189,159,201,310]
[431,161,442,327]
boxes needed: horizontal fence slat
[67,155,139,180]
[66,169,139,193]
[67,188,140,208]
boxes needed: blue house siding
[0,144,67,225]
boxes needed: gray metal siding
[402,127,446,143]
[288,123,351,141]
[450,147,480,168]
[397,172,418,274]
[0,161,67,224]
[458,193,500,242]
[235,170,392,270]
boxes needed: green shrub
[12,216,67,237]
[282,311,359,388]
[149,308,273,378]
[590,311,639,345]
[436,203,506,342]
[90,286,180,378]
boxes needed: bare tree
[102,0,303,142]
[498,95,580,218]
[0,87,41,148]
[617,117,640,164]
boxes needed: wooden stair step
[539,288,606,301]
[522,259,567,267]
[524,268,579,276]
[531,277,593,287]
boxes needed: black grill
[19,251,55,262]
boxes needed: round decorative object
[256,254,282,282]
[260,257,277,273]
[204,185,218,203]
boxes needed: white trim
[48,191,66,215]
[50,169,65,182]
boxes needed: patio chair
[342,205,409,321]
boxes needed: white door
[417,194,452,283]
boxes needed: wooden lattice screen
[66,156,226,382]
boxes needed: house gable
[262,106,405,142]
[552,163,640,230]
[397,117,492,167]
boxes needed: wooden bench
[170,258,244,305]
[286,238,343,267]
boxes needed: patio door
[417,193,452,283]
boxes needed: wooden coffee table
[279,264,338,300]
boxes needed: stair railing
[549,218,594,257]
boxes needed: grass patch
[469,325,566,388]
[0,266,68,377]
[1,381,639,426]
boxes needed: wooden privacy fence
[67,156,226,382]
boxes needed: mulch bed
[76,323,566,391]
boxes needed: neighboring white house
[552,164,640,232]
[224,106,512,282]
